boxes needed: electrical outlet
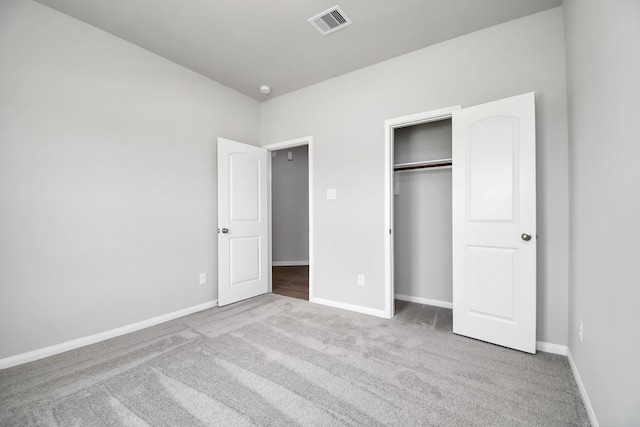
[579,321,583,343]
[357,274,365,287]
[199,273,207,285]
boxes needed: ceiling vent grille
[308,6,352,36]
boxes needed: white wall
[394,120,452,303]
[0,0,259,359]
[261,8,570,345]
[271,145,309,263]
[564,0,640,425]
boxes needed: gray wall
[394,121,452,303]
[271,146,309,263]
[564,0,640,425]
[0,0,259,359]
[261,8,570,345]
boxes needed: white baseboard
[310,296,388,318]
[394,294,453,309]
[536,341,567,355]
[0,300,218,370]
[567,348,599,427]
[272,261,309,266]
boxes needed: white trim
[567,348,599,427]
[0,300,217,370]
[395,294,453,309]
[264,136,314,301]
[263,137,311,151]
[535,341,567,355]
[310,296,388,318]
[384,106,461,319]
[272,261,309,266]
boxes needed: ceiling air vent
[308,5,352,36]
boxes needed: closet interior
[393,118,453,306]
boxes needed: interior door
[452,92,536,353]
[217,138,268,306]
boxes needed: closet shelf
[393,158,452,172]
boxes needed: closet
[387,93,537,353]
[393,118,453,307]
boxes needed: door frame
[263,136,314,300]
[384,106,460,319]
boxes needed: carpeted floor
[0,294,589,426]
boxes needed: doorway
[264,137,313,301]
[384,106,460,318]
[393,118,454,309]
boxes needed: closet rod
[394,158,452,172]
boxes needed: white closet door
[452,93,536,353]
[217,138,269,307]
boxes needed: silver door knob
[521,233,531,241]
[221,228,229,234]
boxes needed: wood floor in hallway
[272,265,309,300]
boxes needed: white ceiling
[34,0,562,100]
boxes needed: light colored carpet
[0,294,589,426]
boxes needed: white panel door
[217,138,268,306]
[452,92,536,353]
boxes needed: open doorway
[266,138,313,301]
[384,107,460,318]
[393,118,453,308]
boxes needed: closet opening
[393,118,453,311]
[383,106,460,318]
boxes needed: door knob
[219,228,229,234]
[521,233,531,241]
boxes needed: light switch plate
[327,189,336,200]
